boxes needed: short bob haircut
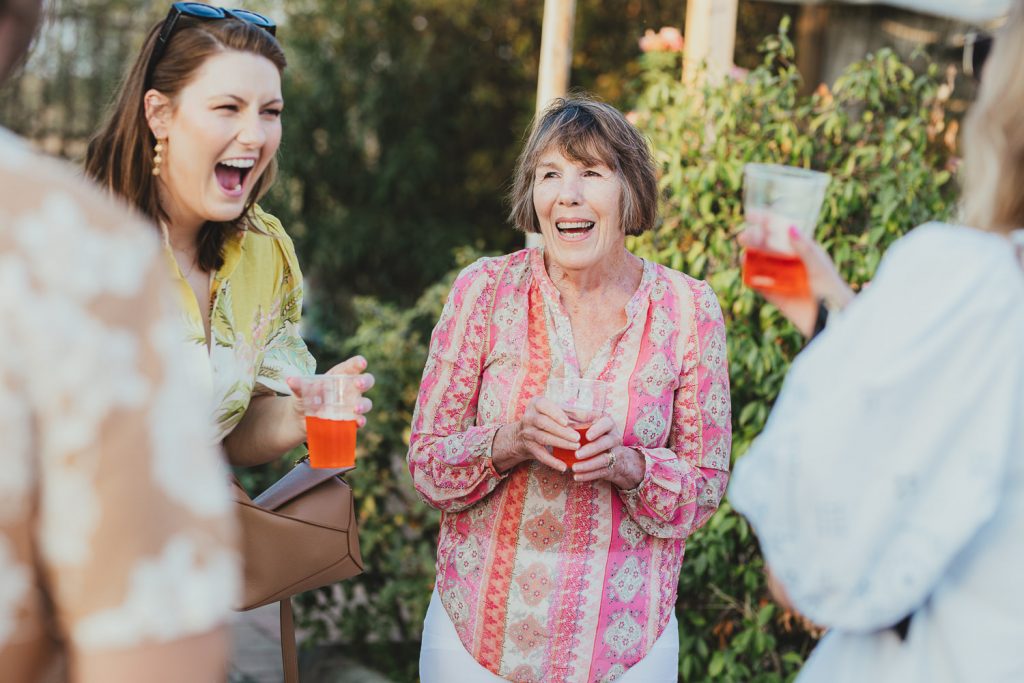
[508,96,658,235]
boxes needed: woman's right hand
[491,396,580,473]
[739,223,855,337]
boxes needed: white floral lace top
[730,223,1024,682]
[0,128,238,680]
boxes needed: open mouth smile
[214,157,256,198]
[555,219,595,242]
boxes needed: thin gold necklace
[174,247,199,280]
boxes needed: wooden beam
[535,0,577,114]
[529,0,577,247]
[796,5,830,95]
[684,0,738,84]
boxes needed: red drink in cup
[741,164,830,297]
[552,425,593,468]
[547,379,608,472]
[295,375,360,469]
[742,248,811,297]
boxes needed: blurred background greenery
[1,1,970,680]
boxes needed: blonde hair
[961,1,1024,234]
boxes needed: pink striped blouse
[409,248,731,682]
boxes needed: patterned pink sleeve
[407,258,507,512]
[619,279,732,538]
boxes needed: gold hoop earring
[152,139,166,177]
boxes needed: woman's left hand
[286,355,376,429]
[570,415,646,489]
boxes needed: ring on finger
[606,451,617,471]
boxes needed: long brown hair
[961,1,1024,234]
[85,16,286,271]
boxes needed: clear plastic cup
[546,377,609,470]
[294,375,360,469]
[741,163,830,296]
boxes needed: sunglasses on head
[144,2,277,89]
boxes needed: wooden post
[528,0,577,248]
[796,6,830,95]
[535,0,576,115]
[683,0,738,85]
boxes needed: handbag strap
[280,599,299,683]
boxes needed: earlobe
[143,88,171,139]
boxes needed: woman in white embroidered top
[729,4,1024,681]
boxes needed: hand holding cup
[510,396,582,473]
[287,356,375,469]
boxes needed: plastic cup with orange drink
[741,163,831,297]
[296,375,360,469]
[546,377,609,471]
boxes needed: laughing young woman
[85,4,373,466]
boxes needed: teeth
[557,221,594,230]
[220,158,256,169]
[233,184,242,191]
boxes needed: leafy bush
[292,247,485,682]
[628,19,957,681]
[295,21,957,683]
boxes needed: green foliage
[293,247,486,681]
[292,22,957,683]
[266,0,685,338]
[265,16,956,683]
[628,20,957,681]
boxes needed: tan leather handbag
[233,460,363,682]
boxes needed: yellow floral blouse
[164,206,316,442]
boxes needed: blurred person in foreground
[408,96,731,682]
[84,3,373,469]
[729,3,1024,681]
[0,0,238,680]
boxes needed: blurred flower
[639,26,684,53]
[639,29,660,53]
[943,119,960,154]
[625,111,640,125]
[727,65,749,81]
[659,27,684,52]
[814,82,834,107]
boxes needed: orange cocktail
[741,164,830,297]
[742,247,811,297]
[296,375,360,469]
[306,416,358,468]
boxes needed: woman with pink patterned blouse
[409,96,732,683]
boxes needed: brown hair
[961,1,1024,234]
[508,96,658,235]
[85,16,286,271]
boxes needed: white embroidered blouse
[730,223,1024,682]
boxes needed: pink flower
[728,65,750,81]
[639,27,685,53]
[659,27,684,52]
[639,28,662,53]
[625,111,640,125]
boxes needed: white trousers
[419,589,680,682]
